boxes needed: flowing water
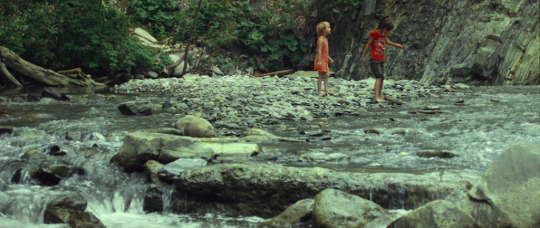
[0,85,538,227]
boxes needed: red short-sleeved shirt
[369,30,386,61]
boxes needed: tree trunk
[0,46,103,87]
[181,0,203,76]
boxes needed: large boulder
[172,163,476,216]
[114,132,214,172]
[44,207,105,228]
[312,189,394,228]
[262,199,314,227]
[387,200,483,228]
[461,143,539,228]
[174,115,216,138]
[117,100,153,115]
[158,158,207,181]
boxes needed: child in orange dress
[314,21,334,95]
[360,16,403,103]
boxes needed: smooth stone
[174,115,216,138]
[312,189,395,228]
[143,160,164,184]
[204,142,261,161]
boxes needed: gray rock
[461,143,539,228]
[387,200,483,228]
[41,87,69,101]
[262,199,314,227]
[312,189,394,228]
[49,192,87,212]
[118,101,153,115]
[46,164,75,178]
[114,132,214,172]
[212,66,224,75]
[172,163,475,216]
[175,115,216,138]
[44,207,106,228]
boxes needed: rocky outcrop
[387,200,483,228]
[312,189,394,228]
[113,132,214,172]
[49,192,87,212]
[21,149,47,161]
[330,0,539,85]
[171,163,475,216]
[174,115,216,138]
[262,199,314,227]
[461,143,539,228]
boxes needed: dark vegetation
[0,0,362,87]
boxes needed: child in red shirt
[360,16,403,103]
[314,21,334,95]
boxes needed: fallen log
[0,46,103,87]
[251,69,294,77]
[56,68,81,75]
[0,59,22,86]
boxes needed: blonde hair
[316,21,330,36]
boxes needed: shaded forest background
[0,0,362,84]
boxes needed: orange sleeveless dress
[314,37,329,73]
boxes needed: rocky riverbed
[0,75,538,228]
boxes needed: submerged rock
[461,143,540,228]
[387,200,483,228]
[175,115,216,138]
[262,199,314,227]
[114,132,214,172]
[44,207,105,228]
[312,189,394,228]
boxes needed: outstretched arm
[386,38,403,49]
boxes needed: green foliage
[489,0,504,12]
[0,0,164,76]
[165,0,313,72]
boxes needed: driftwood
[0,46,103,87]
[251,69,294,77]
[0,59,22,86]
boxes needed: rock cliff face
[328,0,539,85]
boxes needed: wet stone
[118,100,153,115]
[44,207,105,228]
[158,158,207,180]
[143,185,164,213]
[0,126,13,135]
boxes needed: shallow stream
[0,85,538,227]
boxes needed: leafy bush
[0,0,165,76]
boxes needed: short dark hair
[377,16,394,30]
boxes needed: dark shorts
[369,59,385,79]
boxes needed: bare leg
[374,78,386,103]
[317,72,326,95]
[324,72,333,94]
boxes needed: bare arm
[360,36,374,65]
[317,38,323,68]
[386,38,403,49]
